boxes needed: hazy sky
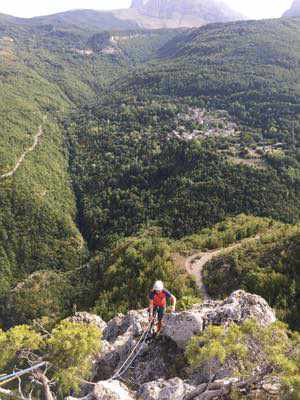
[0,0,294,19]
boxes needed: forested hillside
[0,22,178,326]
[68,97,300,250]
[0,14,299,338]
[116,18,300,141]
[203,223,300,330]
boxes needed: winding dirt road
[185,235,260,299]
[0,120,44,180]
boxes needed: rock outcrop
[91,380,135,400]
[129,0,244,22]
[69,291,277,400]
[3,0,245,32]
[115,0,244,29]
[67,380,135,400]
[67,312,107,332]
[162,290,276,348]
[283,0,300,17]
[138,378,195,400]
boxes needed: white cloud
[0,0,294,19]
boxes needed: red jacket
[149,289,173,308]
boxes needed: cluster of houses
[170,107,239,140]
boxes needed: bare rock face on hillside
[138,378,195,400]
[69,291,277,400]
[67,380,136,400]
[162,290,276,348]
[130,0,243,21]
[283,0,300,17]
[67,311,107,332]
[91,380,135,400]
[115,0,244,29]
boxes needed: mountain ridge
[0,0,244,30]
[283,0,300,17]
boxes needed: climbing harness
[109,318,155,381]
[0,362,46,387]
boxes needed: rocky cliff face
[114,0,244,29]
[67,291,279,400]
[1,0,243,32]
[283,0,300,17]
[130,0,243,22]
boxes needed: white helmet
[153,280,164,291]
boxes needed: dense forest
[0,14,299,338]
[0,10,300,398]
[203,224,300,330]
[116,18,300,143]
[68,97,300,251]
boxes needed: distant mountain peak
[283,0,300,17]
[0,0,244,32]
[131,0,147,8]
[129,0,244,23]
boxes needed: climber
[148,280,176,336]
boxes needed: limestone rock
[162,290,276,348]
[130,0,244,22]
[161,310,204,349]
[205,290,276,327]
[67,291,278,400]
[67,312,107,332]
[93,311,150,382]
[283,0,300,17]
[103,309,148,342]
[138,378,195,400]
[92,380,135,400]
[94,309,184,384]
[68,380,136,400]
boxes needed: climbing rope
[0,362,46,387]
[109,318,154,381]
[0,320,154,389]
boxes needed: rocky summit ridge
[283,0,300,17]
[115,0,244,28]
[130,0,243,21]
[67,290,279,400]
[0,0,244,31]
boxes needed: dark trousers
[149,306,165,332]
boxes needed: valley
[0,2,299,398]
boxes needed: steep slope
[67,97,300,252]
[0,53,85,319]
[0,0,244,32]
[0,10,139,33]
[0,21,180,326]
[203,224,300,330]
[116,0,244,29]
[30,10,140,33]
[1,13,300,335]
[117,18,300,137]
[130,0,243,21]
[283,0,300,17]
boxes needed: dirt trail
[185,235,260,299]
[0,119,45,180]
